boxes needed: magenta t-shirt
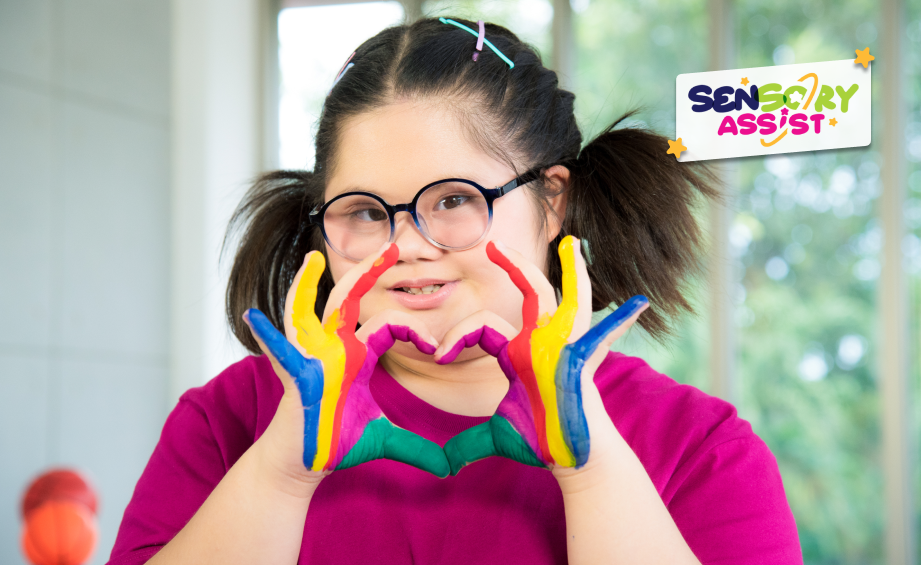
[107,352,802,564]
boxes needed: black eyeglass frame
[308,168,543,261]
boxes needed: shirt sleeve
[665,436,803,565]
[105,397,231,565]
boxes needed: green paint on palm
[444,415,547,475]
[336,418,450,478]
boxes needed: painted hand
[436,236,648,474]
[246,245,451,478]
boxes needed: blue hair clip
[439,18,515,69]
[328,51,356,95]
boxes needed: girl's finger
[576,297,649,377]
[245,308,324,406]
[435,310,517,364]
[356,309,441,358]
[322,243,400,332]
[485,240,558,328]
[284,251,327,355]
[544,236,593,343]
[570,237,594,339]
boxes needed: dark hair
[225,17,719,354]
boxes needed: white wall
[0,0,170,563]
[169,0,265,407]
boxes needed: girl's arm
[142,245,443,564]
[438,237,702,564]
[145,404,322,565]
[553,395,701,565]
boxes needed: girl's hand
[245,244,452,482]
[436,236,648,475]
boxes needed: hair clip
[439,18,514,69]
[473,21,485,61]
[328,51,356,94]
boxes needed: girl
[108,17,801,565]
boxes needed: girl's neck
[379,350,509,417]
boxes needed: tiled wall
[0,0,170,563]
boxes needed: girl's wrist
[551,420,630,495]
[250,434,326,501]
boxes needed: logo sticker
[674,57,871,162]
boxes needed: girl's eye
[435,195,470,211]
[351,207,388,222]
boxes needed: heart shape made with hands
[246,236,648,479]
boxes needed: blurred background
[0,0,919,563]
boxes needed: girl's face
[324,100,565,363]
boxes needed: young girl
[108,17,801,565]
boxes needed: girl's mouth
[386,280,458,310]
[395,284,444,295]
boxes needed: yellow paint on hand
[529,236,580,467]
[291,252,347,471]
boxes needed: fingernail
[494,240,507,250]
[378,242,390,252]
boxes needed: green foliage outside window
[282,1,921,561]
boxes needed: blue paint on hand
[246,308,325,468]
[573,296,649,359]
[555,295,648,467]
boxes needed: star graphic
[829,118,838,126]
[854,47,874,68]
[741,77,750,86]
[781,107,789,116]
[666,138,687,160]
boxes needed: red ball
[21,500,98,565]
[22,469,97,518]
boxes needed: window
[277,2,916,558]
[734,2,883,560]
[908,1,921,562]
[573,0,711,391]
[278,2,405,170]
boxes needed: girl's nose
[392,211,442,261]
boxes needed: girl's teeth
[400,284,444,295]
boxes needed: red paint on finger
[339,244,400,333]
[486,242,539,325]
[486,241,553,463]
[328,243,399,467]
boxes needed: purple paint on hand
[366,324,437,360]
[436,327,509,364]
[494,347,541,455]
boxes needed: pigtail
[556,112,721,341]
[224,170,331,354]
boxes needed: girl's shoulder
[178,354,283,449]
[593,351,767,498]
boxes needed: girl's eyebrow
[326,184,382,199]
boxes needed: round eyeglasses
[309,169,542,262]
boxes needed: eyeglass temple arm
[493,169,543,197]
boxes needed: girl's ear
[541,165,570,242]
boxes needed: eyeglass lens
[322,181,491,260]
